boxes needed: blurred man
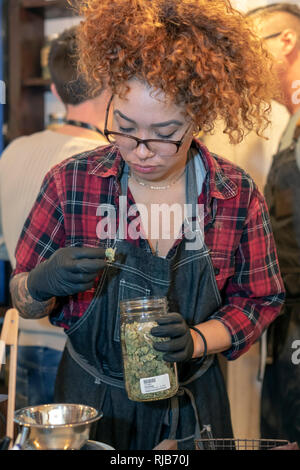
[0,26,110,408]
[248,3,300,445]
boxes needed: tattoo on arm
[10,272,56,319]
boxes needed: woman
[11,0,284,450]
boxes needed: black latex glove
[150,312,194,362]
[27,246,106,301]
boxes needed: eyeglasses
[262,31,283,40]
[104,95,193,157]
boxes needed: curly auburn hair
[72,0,280,144]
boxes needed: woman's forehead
[113,81,186,124]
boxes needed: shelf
[22,0,67,8]
[21,0,75,18]
[7,0,78,140]
[22,77,51,87]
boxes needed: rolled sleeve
[211,193,285,360]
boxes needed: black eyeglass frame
[104,94,193,155]
[262,31,283,40]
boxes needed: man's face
[252,15,288,94]
[253,17,284,60]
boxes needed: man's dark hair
[48,26,93,106]
[247,3,300,20]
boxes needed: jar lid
[120,296,168,314]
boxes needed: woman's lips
[131,164,158,174]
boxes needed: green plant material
[105,247,116,262]
[121,321,178,401]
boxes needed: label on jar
[140,373,171,394]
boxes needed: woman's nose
[134,141,154,160]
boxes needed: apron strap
[66,338,125,389]
[168,387,213,449]
[167,387,201,441]
[120,162,130,196]
[167,355,215,442]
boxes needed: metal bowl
[14,403,103,450]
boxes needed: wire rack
[195,438,290,450]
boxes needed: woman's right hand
[27,246,106,301]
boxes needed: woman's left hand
[151,312,194,362]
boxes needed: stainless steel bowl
[14,403,103,450]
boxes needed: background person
[10,0,284,449]
[0,25,110,408]
[248,3,300,445]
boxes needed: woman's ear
[50,83,62,103]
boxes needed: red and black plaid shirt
[13,141,285,360]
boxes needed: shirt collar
[88,144,123,179]
[88,140,238,200]
[195,140,238,200]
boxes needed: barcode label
[143,378,156,384]
[140,373,170,394]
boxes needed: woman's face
[108,80,194,182]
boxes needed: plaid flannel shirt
[13,140,285,360]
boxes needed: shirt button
[214,267,220,275]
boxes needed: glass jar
[120,296,178,402]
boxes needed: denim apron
[261,122,300,444]
[54,153,233,450]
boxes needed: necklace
[130,168,186,190]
